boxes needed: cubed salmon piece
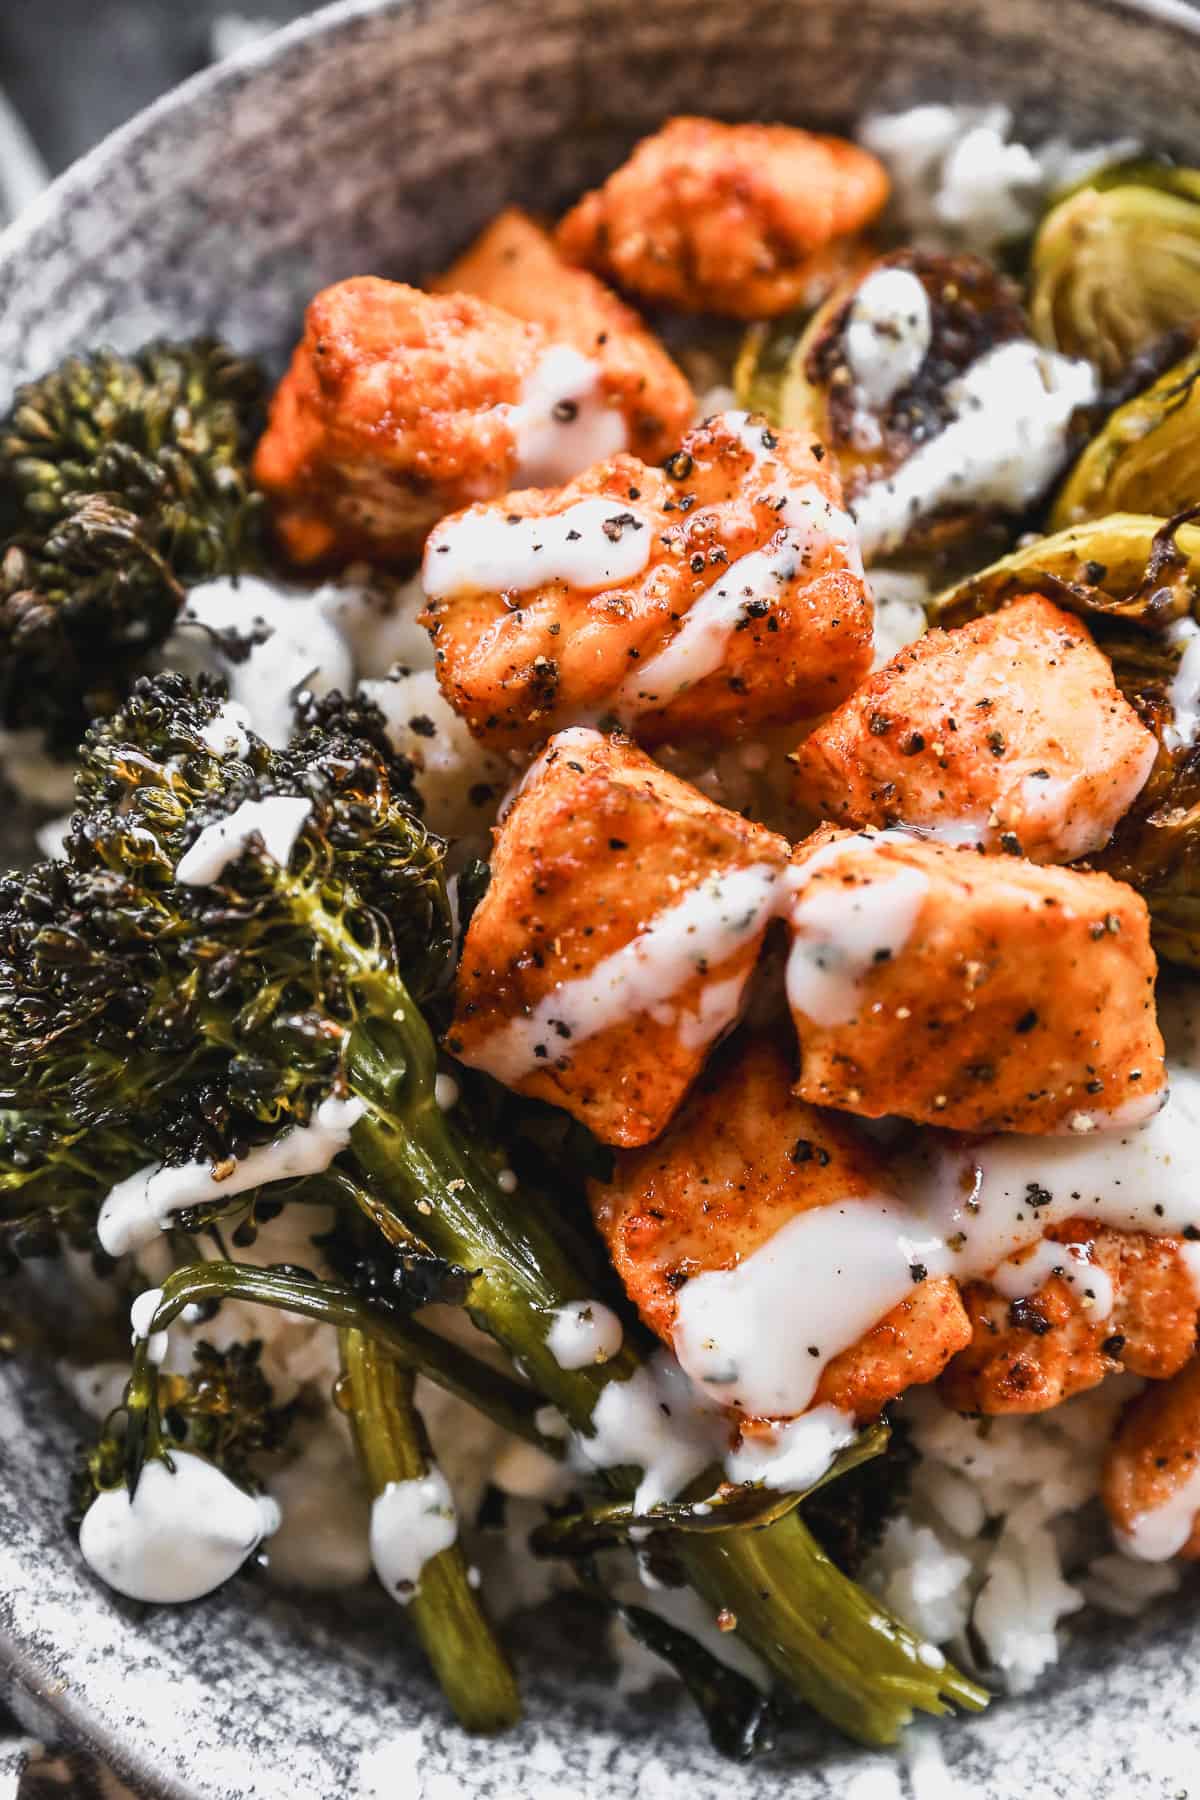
[784,826,1165,1133]
[421,410,872,749]
[940,1224,1200,1415]
[589,1032,971,1421]
[253,278,547,565]
[448,729,789,1146]
[793,595,1156,863]
[557,117,888,318]
[1103,1357,1200,1560]
[434,208,694,465]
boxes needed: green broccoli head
[0,673,448,1254]
[0,339,267,752]
[69,1336,293,1525]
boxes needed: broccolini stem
[338,1327,521,1732]
[677,1510,987,1747]
[142,1261,557,1455]
[342,1020,989,1744]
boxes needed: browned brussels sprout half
[1030,164,1200,381]
[1052,341,1200,526]
[736,250,1062,561]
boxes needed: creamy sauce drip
[97,1096,366,1257]
[724,1405,857,1490]
[506,344,628,486]
[545,1299,625,1370]
[78,1452,281,1604]
[175,576,353,750]
[423,497,653,599]
[1118,1461,1200,1562]
[615,411,863,722]
[852,342,1098,560]
[1165,618,1200,754]
[785,863,929,1026]
[673,1072,1200,1419]
[572,1351,725,1514]
[175,795,313,886]
[369,1469,458,1604]
[459,861,784,1085]
[991,1238,1114,1321]
[844,268,933,418]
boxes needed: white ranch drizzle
[571,1351,725,1514]
[724,1405,857,1491]
[785,863,929,1027]
[97,1096,366,1257]
[545,1299,625,1370]
[991,1238,1114,1321]
[673,1071,1200,1420]
[852,341,1098,560]
[78,1451,282,1604]
[174,575,353,750]
[369,1469,458,1604]
[1116,1463,1200,1562]
[614,411,863,722]
[198,700,252,759]
[174,795,313,886]
[129,1288,170,1365]
[422,497,653,600]
[506,344,628,486]
[456,861,784,1086]
[672,1198,937,1417]
[1164,617,1200,754]
[843,267,933,416]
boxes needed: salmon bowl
[4,0,1200,1795]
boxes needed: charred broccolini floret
[0,674,984,1747]
[0,340,265,753]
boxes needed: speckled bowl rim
[4,1,1200,1793]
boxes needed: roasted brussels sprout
[736,250,1093,562]
[1030,164,1200,380]
[1051,342,1200,526]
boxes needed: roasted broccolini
[0,340,265,752]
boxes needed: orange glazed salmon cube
[589,1033,971,1421]
[793,595,1156,863]
[420,411,872,750]
[448,728,789,1146]
[783,826,1165,1134]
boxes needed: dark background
[0,1,314,174]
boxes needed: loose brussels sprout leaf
[930,510,1200,716]
[1094,746,1200,968]
[1030,167,1200,380]
[1052,342,1200,526]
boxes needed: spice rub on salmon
[1104,1357,1200,1561]
[557,117,889,319]
[420,410,872,750]
[589,1033,971,1422]
[254,272,687,568]
[941,1224,1200,1415]
[783,826,1165,1134]
[434,206,694,466]
[448,728,789,1147]
[793,595,1156,864]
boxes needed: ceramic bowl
[2,2,1200,1794]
